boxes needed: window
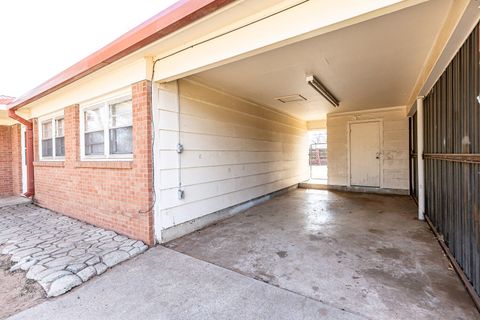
[55,118,65,157]
[109,99,133,154]
[84,106,105,155]
[39,113,65,160]
[41,121,53,157]
[81,95,133,160]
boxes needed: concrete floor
[9,247,364,320]
[166,189,480,320]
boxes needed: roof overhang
[407,0,479,113]
[151,0,429,83]
[8,0,235,111]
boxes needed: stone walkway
[0,204,148,297]
[0,196,31,208]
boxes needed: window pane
[109,126,132,154]
[85,107,104,132]
[109,99,132,128]
[42,139,53,157]
[55,137,65,157]
[85,130,104,155]
[56,118,64,137]
[42,121,52,139]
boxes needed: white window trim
[79,91,133,161]
[38,111,65,161]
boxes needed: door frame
[20,124,27,194]
[347,119,383,188]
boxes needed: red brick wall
[11,124,22,195]
[0,124,23,197]
[33,80,154,244]
[0,125,13,196]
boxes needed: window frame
[55,117,65,157]
[79,91,133,161]
[38,111,65,161]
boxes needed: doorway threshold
[298,180,328,190]
[298,182,408,195]
[305,179,327,185]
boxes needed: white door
[349,121,381,187]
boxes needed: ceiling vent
[275,94,307,103]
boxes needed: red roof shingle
[0,95,15,105]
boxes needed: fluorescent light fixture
[306,75,339,107]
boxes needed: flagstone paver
[0,204,148,297]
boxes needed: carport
[166,189,477,319]
[1,0,478,318]
[152,0,439,241]
[149,0,480,318]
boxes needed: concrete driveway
[9,247,363,320]
[166,189,479,320]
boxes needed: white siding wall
[155,79,309,232]
[327,107,409,189]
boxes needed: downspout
[8,109,34,197]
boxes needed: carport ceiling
[189,0,452,121]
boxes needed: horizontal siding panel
[181,79,306,130]
[159,160,302,189]
[384,138,409,151]
[159,167,307,209]
[384,119,408,131]
[383,150,409,160]
[158,110,179,131]
[155,79,309,232]
[159,149,306,170]
[159,112,307,144]
[160,175,304,228]
[157,82,179,112]
[159,131,285,152]
[180,96,306,136]
[383,159,408,170]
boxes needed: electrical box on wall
[178,189,184,200]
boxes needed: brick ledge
[33,161,65,167]
[74,161,133,169]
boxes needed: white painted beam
[407,0,475,108]
[416,96,425,221]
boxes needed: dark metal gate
[423,24,480,297]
